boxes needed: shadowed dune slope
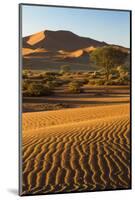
[22,104,130,195]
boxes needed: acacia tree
[90,46,128,81]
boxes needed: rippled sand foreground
[22,103,130,195]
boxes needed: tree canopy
[90,46,128,80]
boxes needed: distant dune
[22,103,130,195]
[23,30,107,52]
[22,30,129,71]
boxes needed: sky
[22,5,130,48]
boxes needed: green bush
[45,71,59,76]
[96,79,106,85]
[22,80,29,91]
[45,75,56,82]
[27,83,53,96]
[22,70,30,79]
[104,80,115,85]
[65,82,82,93]
[89,79,105,86]
[116,78,129,85]
[53,79,65,86]
[104,78,129,85]
[69,80,82,86]
[74,80,83,86]
[45,81,56,89]
[61,79,71,85]
[28,72,46,80]
[89,77,129,86]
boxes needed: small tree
[90,46,128,81]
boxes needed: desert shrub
[88,76,129,86]
[95,79,106,85]
[73,80,84,86]
[79,78,89,85]
[22,80,29,91]
[61,79,71,85]
[63,72,71,76]
[83,72,90,77]
[27,83,53,96]
[34,74,44,79]
[89,80,96,85]
[53,79,66,86]
[65,82,82,93]
[44,71,59,76]
[42,74,56,82]
[46,79,68,86]
[76,71,83,75]
[32,71,57,80]
[45,81,57,89]
[50,80,61,87]
[87,71,94,75]
[104,80,115,85]
[28,72,46,80]
[22,70,30,79]
[29,75,40,80]
[89,79,105,86]
[116,77,129,85]
[104,78,128,85]
[74,79,89,86]
[23,90,31,97]
[61,72,72,78]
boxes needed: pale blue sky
[22,5,130,48]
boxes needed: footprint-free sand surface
[22,103,131,195]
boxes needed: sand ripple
[21,104,131,195]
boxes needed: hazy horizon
[22,5,130,48]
